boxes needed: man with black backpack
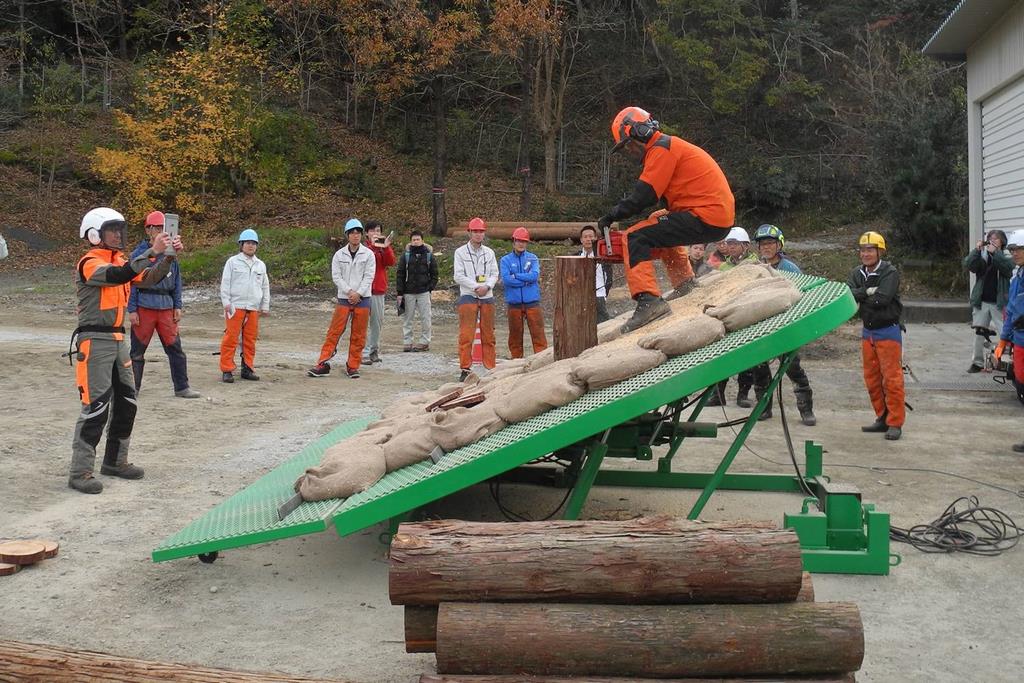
[396,230,438,352]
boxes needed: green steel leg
[563,433,610,520]
[686,352,795,520]
[658,389,714,474]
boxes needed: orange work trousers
[458,301,496,370]
[507,304,548,359]
[861,337,905,427]
[317,303,370,371]
[220,309,260,372]
[622,213,700,298]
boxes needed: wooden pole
[390,518,801,606]
[420,675,857,683]
[0,640,353,682]
[435,602,865,678]
[553,257,597,361]
[446,222,615,240]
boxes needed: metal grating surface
[153,274,853,561]
[331,279,854,536]
[152,418,373,561]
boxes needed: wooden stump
[553,256,598,361]
[0,640,353,682]
[435,602,864,678]
[390,518,801,606]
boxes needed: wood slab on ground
[435,602,864,677]
[0,541,47,565]
[0,563,19,576]
[390,517,801,605]
[0,640,354,682]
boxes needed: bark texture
[553,257,598,361]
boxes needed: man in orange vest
[598,106,735,332]
[69,207,183,493]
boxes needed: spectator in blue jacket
[500,227,548,358]
[998,231,1024,452]
[127,211,200,398]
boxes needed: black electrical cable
[488,479,573,522]
[889,496,1024,555]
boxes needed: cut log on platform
[553,257,598,361]
[797,572,815,602]
[406,605,438,653]
[435,602,864,677]
[390,518,800,605]
[446,222,616,241]
[421,675,856,683]
[0,540,47,565]
[0,640,353,682]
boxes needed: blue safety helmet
[753,224,785,250]
[238,228,259,243]
[344,218,364,233]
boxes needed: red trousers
[622,215,695,297]
[861,337,905,427]
[458,301,496,370]
[507,305,548,359]
[220,310,260,372]
[317,303,370,371]
[1014,344,1024,385]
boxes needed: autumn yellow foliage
[92,25,269,221]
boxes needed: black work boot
[620,293,671,333]
[885,426,902,441]
[68,473,103,494]
[101,462,145,479]
[861,414,888,433]
[1012,443,1024,453]
[663,278,696,302]
[222,371,234,383]
[736,387,753,409]
[241,365,260,381]
[754,389,772,420]
[706,381,726,407]
[798,398,816,426]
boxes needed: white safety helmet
[79,207,127,248]
[725,226,750,243]
[1006,230,1024,250]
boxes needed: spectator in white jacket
[219,228,270,383]
[308,219,376,379]
[453,217,499,381]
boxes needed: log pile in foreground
[391,517,863,681]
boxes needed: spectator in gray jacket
[964,230,1013,373]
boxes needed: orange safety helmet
[511,226,531,242]
[610,106,659,152]
[145,210,165,228]
[467,217,486,232]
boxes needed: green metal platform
[154,275,856,564]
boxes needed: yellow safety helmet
[858,231,886,251]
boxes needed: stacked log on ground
[391,518,863,680]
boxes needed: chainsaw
[598,226,624,263]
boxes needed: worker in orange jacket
[598,107,735,332]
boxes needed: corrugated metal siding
[982,76,1024,232]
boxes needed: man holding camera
[127,211,200,398]
[847,231,904,441]
[964,230,1013,373]
[69,207,183,494]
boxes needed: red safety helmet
[511,227,531,242]
[467,217,486,232]
[145,210,165,228]
[610,106,659,153]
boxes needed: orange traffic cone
[471,324,484,365]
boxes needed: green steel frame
[153,276,862,566]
